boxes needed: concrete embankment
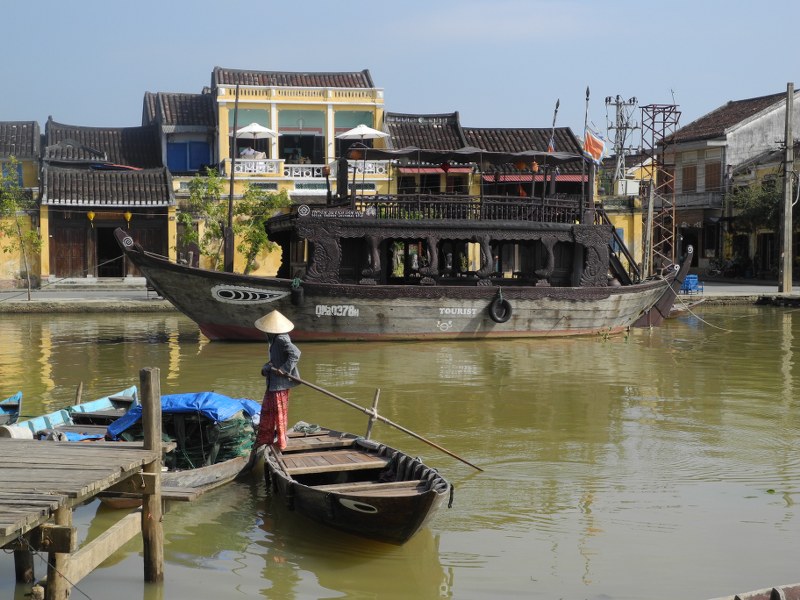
[0,299,176,313]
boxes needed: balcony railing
[227,158,282,175]
[332,160,391,177]
[222,159,392,180]
[350,194,584,223]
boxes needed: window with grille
[705,162,721,192]
[682,164,697,193]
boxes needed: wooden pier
[0,368,165,600]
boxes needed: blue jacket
[262,334,301,391]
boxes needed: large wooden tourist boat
[265,424,451,544]
[115,147,686,342]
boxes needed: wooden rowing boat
[0,387,139,440]
[0,391,22,426]
[264,425,451,544]
[104,391,262,504]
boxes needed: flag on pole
[583,128,605,163]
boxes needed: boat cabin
[268,194,616,289]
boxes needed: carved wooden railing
[353,194,583,223]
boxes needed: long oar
[275,369,483,472]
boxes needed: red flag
[583,129,605,163]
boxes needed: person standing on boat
[254,310,301,450]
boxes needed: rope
[0,255,125,304]
[14,534,95,600]
[660,274,734,332]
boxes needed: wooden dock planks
[0,439,159,547]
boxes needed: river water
[0,306,798,599]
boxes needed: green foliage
[729,180,783,232]
[0,157,41,290]
[176,167,290,272]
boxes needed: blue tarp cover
[107,392,260,439]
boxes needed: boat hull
[117,230,670,342]
[265,430,450,544]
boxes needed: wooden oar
[275,369,483,472]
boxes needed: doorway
[96,227,124,277]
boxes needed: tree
[176,167,291,273]
[728,179,783,233]
[0,157,41,299]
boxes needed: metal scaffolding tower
[640,103,681,277]
[605,95,639,189]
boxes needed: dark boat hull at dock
[264,428,451,544]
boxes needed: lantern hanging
[124,211,132,229]
[87,211,95,228]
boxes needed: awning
[398,167,473,175]
[482,173,587,183]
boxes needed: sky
[4,0,800,152]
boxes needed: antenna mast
[605,95,639,190]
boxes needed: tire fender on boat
[488,294,512,323]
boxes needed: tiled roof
[384,112,466,150]
[464,127,581,153]
[669,92,786,143]
[142,92,216,127]
[44,118,162,168]
[212,67,374,89]
[463,127,584,173]
[0,121,40,159]
[42,165,174,207]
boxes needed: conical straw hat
[254,310,294,334]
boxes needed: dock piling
[140,367,164,582]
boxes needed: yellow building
[0,121,41,288]
[213,67,387,202]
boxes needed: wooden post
[13,549,34,583]
[140,367,164,582]
[365,389,380,439]
[45,507,72,600]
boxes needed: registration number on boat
[315,304,360,317]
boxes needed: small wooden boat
[105,391,262,503]
[0,387,138,439]
[0,392,22,426]
[265,425,452,544]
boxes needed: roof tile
[0,121,40,159]
[42,166,173,207]
[212,67,374,89]
[44,119,162,168]
[670,92,786,143]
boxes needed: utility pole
[780,82,794,293]
[605,95,639,192]
[225,84,240,274]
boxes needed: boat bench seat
[282,437,356,453]
[281,448,390,475]
[312,479,427,496]
[70,408,129,425]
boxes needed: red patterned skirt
[256,389,290,450]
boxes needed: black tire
[488,296,512,323]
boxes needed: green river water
[0,306,798,599]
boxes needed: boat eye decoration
[297,204,311,217]
[338,498,379,514]
[211,285,288,305]
[121,235,135,248]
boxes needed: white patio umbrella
[232,122,278,139]
[231,122,278,157]
[336,124,389,198]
